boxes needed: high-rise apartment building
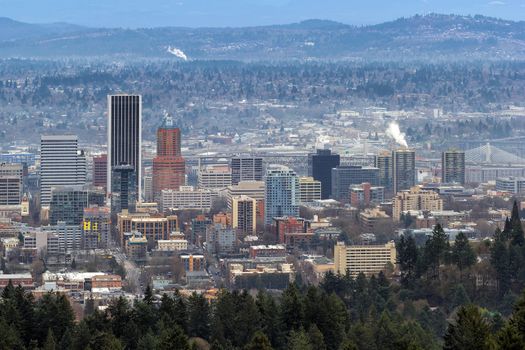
[374,151,393,190]
[107,94,142,198]
[232,195,257,235]
[264,165,299,225]
[92,154,107,190]
[442,150,465,185]
[49,186,105,225]
[308,149,340,199]
[392,149,416,194]
[152,115,185,201]
[298,176,321,204]
[82,206,111,249]
[226,181,265,220]
[0,163,23,205]
[40,135,87,207]
[331,166,379,202]
[231,157,263,185]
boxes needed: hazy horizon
[0,0,524,28]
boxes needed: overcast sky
[0,0,524,28]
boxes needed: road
[114,252,141,294]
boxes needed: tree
[245,331,273,350]
[84,296,95,317]
[495,290,525,348]
[44,328,56,350]
[1,279,15,299]
[452,232,476,272]
[423,224,450,279]
[491,228,511,296]
[288,329,312,350]
[280,284,304,333]
[397,235,419,288]
[510,200,524,247]
[187,292,210,340]
[143,285,153,305]
[256,291,281,348]
[443,305,493,350]
[307,324,326,350]
[451,284,471,310]
[158,324,189,350]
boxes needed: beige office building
[298,176,321,204]
[334,241,396,276]
[392,186,443,221]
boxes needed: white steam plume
[386,122,408,148]
[167,46,188,61]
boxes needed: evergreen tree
[495,323,524,349]
[288,328,312,350]
[245,331,273,350]
[137,331,159,350]
[496,290,525,347]
[158,324,189,350]
[510,200,524,247]
[84,296,95,317]
[107,297,131,339]
[451,284,471,309]
[308,324,326,350]
[452,232,476,272]
[280,284,304,333]
[443,305,493,350]
[397,235,419,288]
[503,217,512,237]
[43,328,56,350]
[256,290,282,348]
[143,284,153,305]
[0,317,23,349]
[491,228,511,296]
[423,224,450,279]
[187,292,210,340]
[88,332,124,350]
[1,279,15,299]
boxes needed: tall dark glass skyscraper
[331,166,380,202]
[107,94,142,199]
[111,165,137,214]
[308,149,340,199]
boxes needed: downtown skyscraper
[152,114,186,201]
[442,149,465,185]
[40,135,86,207]
[107,94,142,200]
[392,149,416,194]
[264,165,300,225]
[308,149,340,199]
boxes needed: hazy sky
[1,0,524,28]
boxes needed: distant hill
[0,14,524,61]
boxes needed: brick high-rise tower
[152,115,186,202]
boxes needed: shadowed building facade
[152,115,186,202]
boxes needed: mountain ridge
[0,14,524,61]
